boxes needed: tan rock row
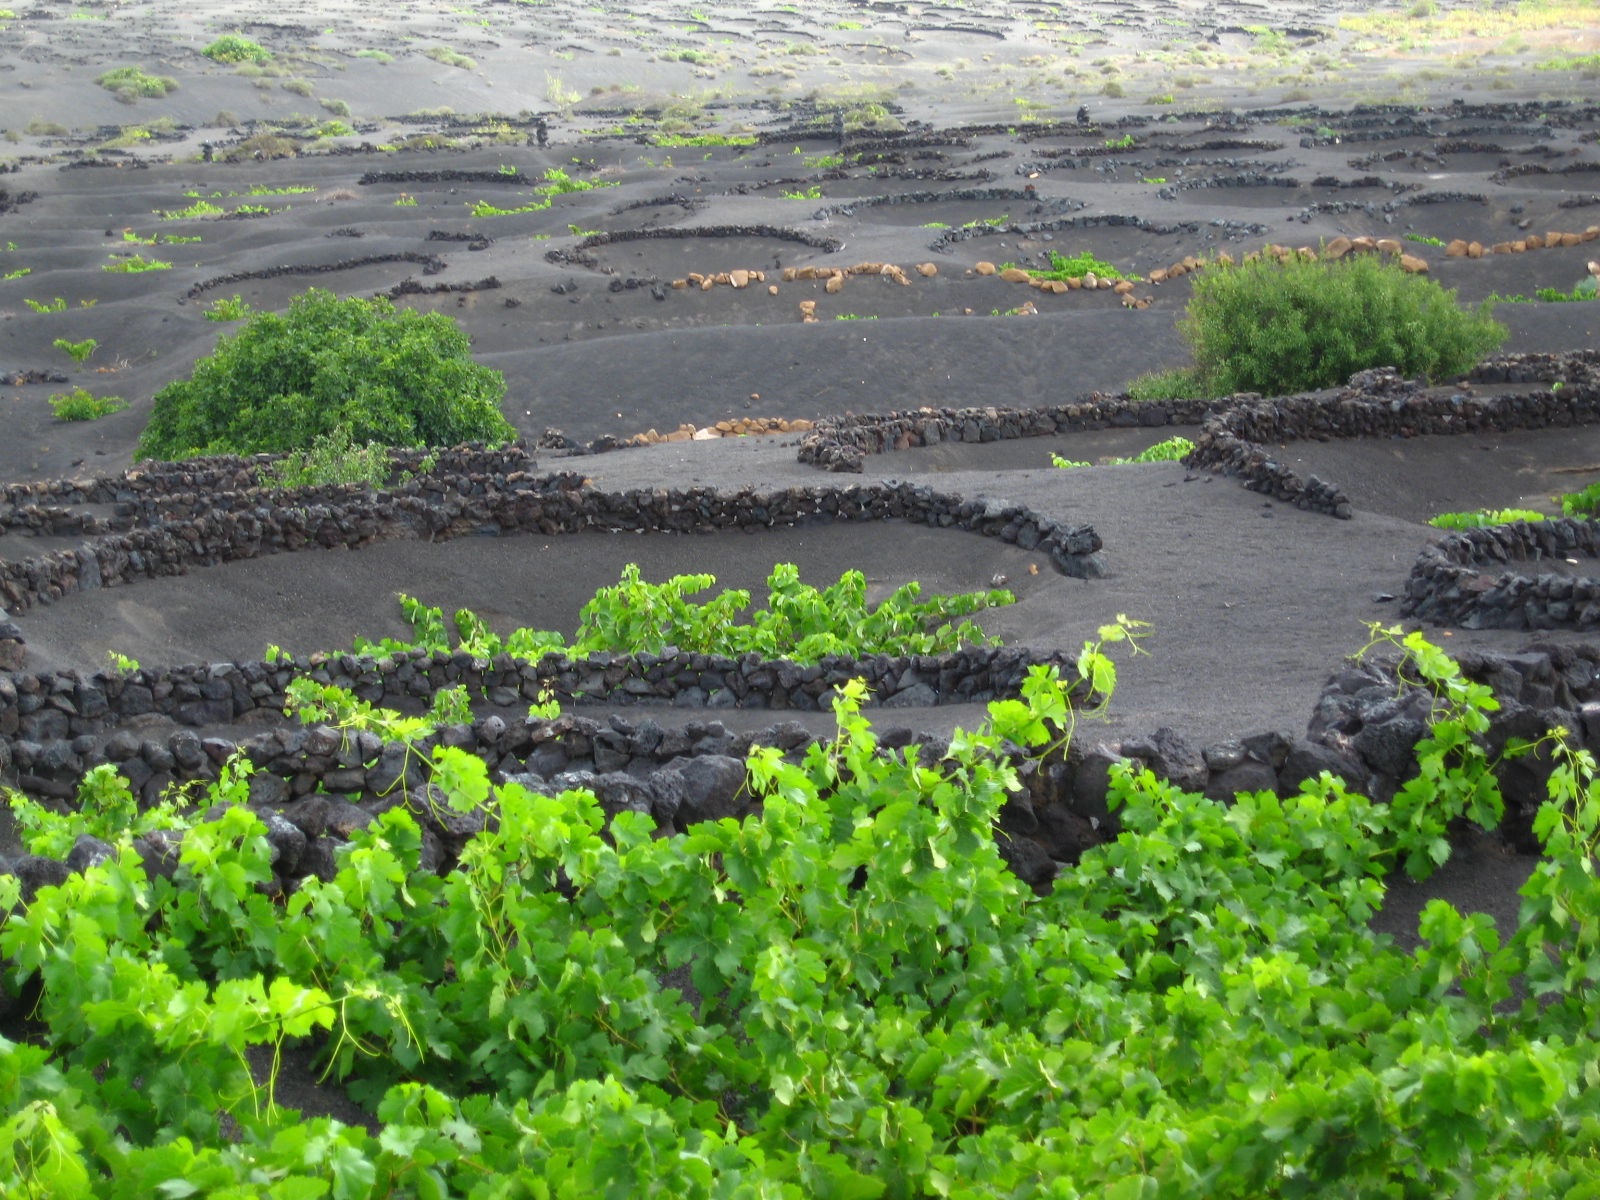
[627,416,817,445]
[977,259,1155,308]
[670,268,770,290]
[1443,227,1600,257]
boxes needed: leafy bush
[1179,252,1507,397]
[202,294,254,321]
[95,66,178,102]
[136,288,512,460]
[1007,249,1138,282]
[1561,480,1600,518]
[355,563,1016,664]
[202,35,271,64]
[49,388,125,421]
[51,337,95,363]
[256,429,407,491]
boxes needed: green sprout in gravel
[203,35,272,64]
[49,388,126,421]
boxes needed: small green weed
[782,185,823,200]
[1404,233,1446,247]
[23,297,66,313]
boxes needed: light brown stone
[1376,238,1403,257]
[1399,253,1429,274]
[1525,234,1544,249]
[1512,240,1527,252]
[781,267,798,282]
[700,276,715,291]
[916,262,938,277]
[1324,236,1354,260]
[1560,233,1581,247]
[1351,236,1377,253]
[1048,279,1068,294]
[1149,267,1169,283]
[671,278,688,289]
[767,284,779,296]
[729,269,750,288]
[687,272,705,285]
[1546,232,1564,247]
[1082,272,1098,288]
[824,274,844,293]
[1216,252,1234,266]
[1065,276,1081,289]
[1000,267,1031,283]
[1466,242,1484,258]
[798,299,817,314]
[975,261,997,275]
[1491,242,1512,254]
[1113,280,1134,294]
[1444,239,1468,257]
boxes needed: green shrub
[49,388,125,421]
[1052,436,1195,469]
[202,35,271,64]
[136,288,512,460]
[95,67,178,102]
[1179,252,1506,397]
[1428,508,1547,529]
[202,294,254,322]
[1562,481,1600,518]
[257,428,407,490]
[1126,366,1206,402]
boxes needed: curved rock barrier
[795,351,1600,524]
[795,396,1215,473]
[6,637,1598,905]
[1402,517,1600,631]
[0,464,1104,651]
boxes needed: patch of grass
[203,35,272,64]
[354,49,393,64]
[425,45,478,70]
[1489,280,1597,303]
[782,185,823,200]
[49,388,126,421]
[319,97,351,117]
[281,78,315,97]
[96,66,178,103]
[25,119,70,137]
[2,267,29,280]
[1404,233,1446,247]
[102,254,172,273]
[1126,366,1208,402]
[23,297,66,314]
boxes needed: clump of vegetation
[650,132,757,148]
[96,66,179,103]
[202,35,272,64]
[136,288,512,460]
[1429,508,1547,529]
[52,337,96,363]
[1174,252,1507,398]
[1006,249,1139,283]
[102,254,171,273]
[201,294,255,322]
[426,45,477,71]
[1052,436,1195,469]
[1563,480,1600,518]
[48,388,126,421]
[356,563,1016,665]
[1488,278,1597,304]
[257,429,412,491]
[101,254,170,272]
